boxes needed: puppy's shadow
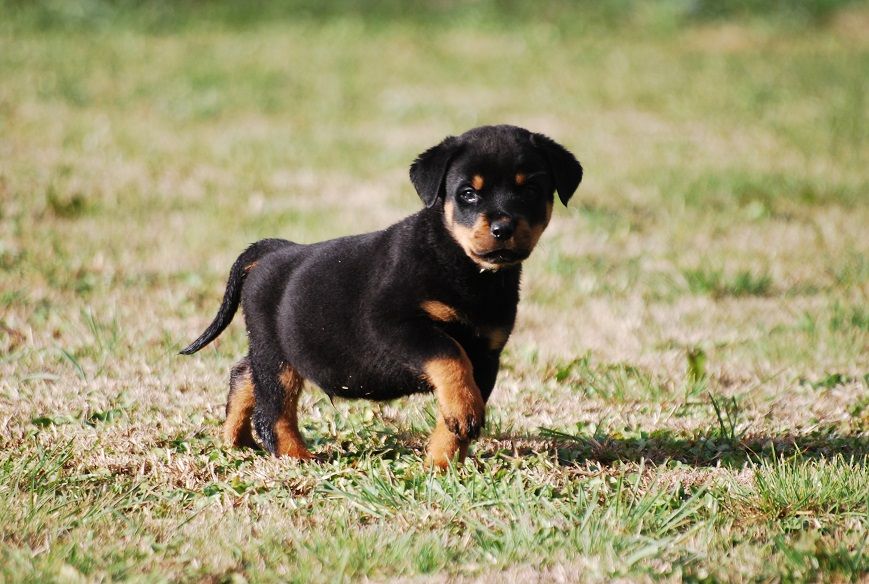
[482,428,869,468]
[301,419,868,467]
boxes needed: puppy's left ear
[531,133,583,206]
[410,135,461,207]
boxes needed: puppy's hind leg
[275,363,314,460]
[224,357,258,449]
[251,355,313,460]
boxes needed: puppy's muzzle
[490,216,516,241]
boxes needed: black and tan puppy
[181,125,582,468]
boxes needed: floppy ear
[531,133,583,206]
[409,135,460,208]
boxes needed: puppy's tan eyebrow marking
[515,173,526,186]
[471,175,484,190]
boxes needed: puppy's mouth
[472,248,529,266]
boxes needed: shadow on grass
[332,424,869,468]
[483,428,869,468]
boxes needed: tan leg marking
[425,415,470,469]
[224,369,257,448]
[421,300,462,323]
[275,364,313,459]
[480,325,510,352]
[424,344,485,442]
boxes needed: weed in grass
[686,347,707,384]
[708,393,743,444]
[45,188,91,219]
[830,302,869,333]
[731,454,869,523]
[803,372,860,390]
[773,533,869,583]
[549,353,668,402]
[683,267,773,298]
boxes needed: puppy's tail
[179,238,291,355]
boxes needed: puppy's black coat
[182,125,582,466]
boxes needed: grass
[1,0,867,581]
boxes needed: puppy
[181,125,582,468]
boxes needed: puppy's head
[410,125,582,270]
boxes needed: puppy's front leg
[378,313,486,468]
[422,343,485,469]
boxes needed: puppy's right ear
[409,136,461,207]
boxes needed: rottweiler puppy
[181,125,582,468]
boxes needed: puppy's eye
[458,188,480,205]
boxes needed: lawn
[1,1,867,581]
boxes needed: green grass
[1,1,867,581]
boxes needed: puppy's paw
[441,393,485,440]
[426,422,471,470]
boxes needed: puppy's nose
[490,216,516,240]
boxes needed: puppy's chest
[420,298,514,353]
